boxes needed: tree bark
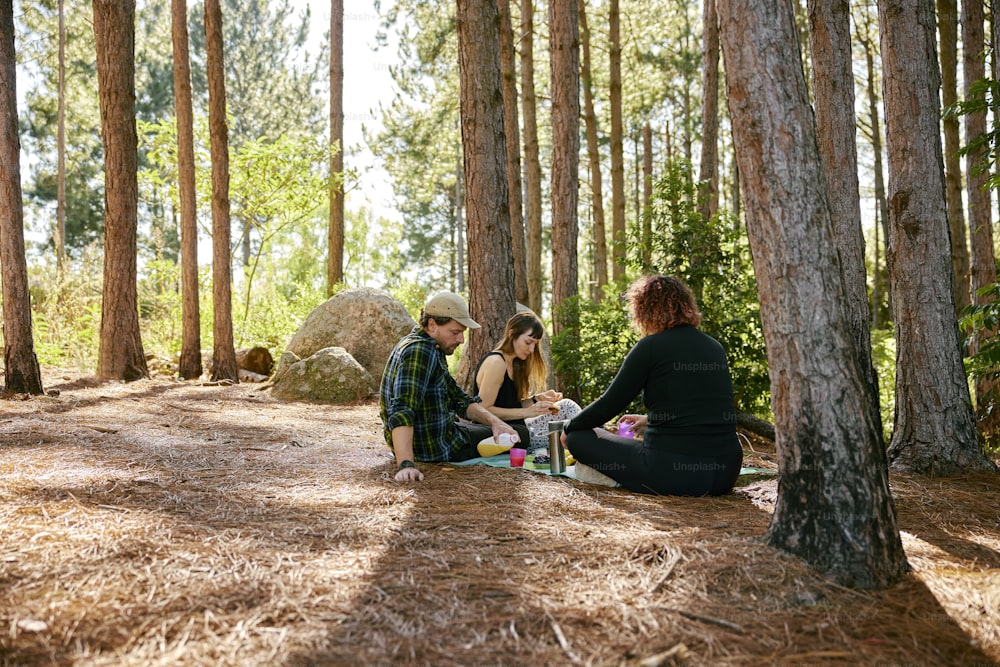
[641,122,652,270]
[938,0,970,317]
[456,0,517,390]
[328,0,345,294]
[205,0,238,383]
[497,0,528,306]
[808,0,882,440]
[608,0,626,286]
[879,0,995,473]
[549,0,579,396]
[520,0,543,315]
[697,0,720,224]
[93,0,148,382]
[172,0,202,381]
[56,0,66,274]
[719,0,909,588]
[0,0,44,395]
[579,0,607,299]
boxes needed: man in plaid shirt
[380,291,520,482]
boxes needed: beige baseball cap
[423,291,481,329]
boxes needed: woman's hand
[529,400,558,417]
[533,389,563,403]
[617,414,647,438]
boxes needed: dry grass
[1,372,998,666]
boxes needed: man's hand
[491,421,520,446]
[395,465,425,482]
[395,459,424,482]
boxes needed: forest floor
[1,370,999,667]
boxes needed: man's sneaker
[574,462,620,487]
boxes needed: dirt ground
[1,371,999,666]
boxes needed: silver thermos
[548,420,567,474]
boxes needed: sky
[293,0,400,224]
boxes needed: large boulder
[270,348,376,403]
[277,287,415,381]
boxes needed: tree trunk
[962,0,999,438]
[1,0,44,395]
[456,0,517,391]
[719,0,909,588]
[173,0,202,381]
[939,0,970,317]
[328,0,344,295]
[520,0,543,315]
[808,0,882,439]
[497,0,528,306]
[879,0,995,473]
[549,0,579,396]
[609,0,626,286]
[56,0,66,274]
[93,0,148,382]
[697,0,720,224]
[579,0,607,299]
[641,122,652,270]
[205,0,238,383]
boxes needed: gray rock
[270,347,376,403]
[277,287,415,381]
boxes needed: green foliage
[629,159,770,416]
[27,250,103,371]
[550,290,641,412]
[960,283,1000,400]
[870,329,897,442]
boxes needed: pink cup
[618,421,636,439]
[509,447,527,467]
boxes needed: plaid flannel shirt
[379,327,479,462]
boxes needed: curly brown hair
[626,275,702,334]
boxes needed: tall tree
[1,0,44,395]
[56,0,66,273]
[521,0,544,313]
[328,0,344,294]
[579,0,608,298]
[456,0,517,388]
[939,0,970,316]
[697,0,720,224]
[608,0,626,285]
[172,0,201,381]
[641,122,652,269]
[808,0,882,439]
[497,0,528,305]
[962,0,998,435]
[93,0,148,382]
[879,0,995,473]
[549,0,580,394]
[204,0,238,383]
[718,0,909,587]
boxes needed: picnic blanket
[448,454,778,484]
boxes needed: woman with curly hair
[562,275,743,495]
[473,311,582,450]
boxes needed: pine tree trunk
[808,0,882,440]
[1,0,43,395]
[962,0,1000,437]
[520,0,543,315]
[456,0,517,390]
[579,0,607,299]
[328,0,345,294]
[697,0,719,224]
[719,0,909,588]
[56,0,66,274]
[497,0,529,306]
[205,0,238,383]
[879,0,995,473]
[548,0,579,396]
[93,0,148,382]
[173,0,202,381]
[609,0,626,286]
[938,0,970,317]
[641,122,652,270]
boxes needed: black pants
[452,421,531,461]
[565,427,743,496]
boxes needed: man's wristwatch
[398,459,416,470]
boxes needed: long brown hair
[626,275,702,335]
[496,311,548,400]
